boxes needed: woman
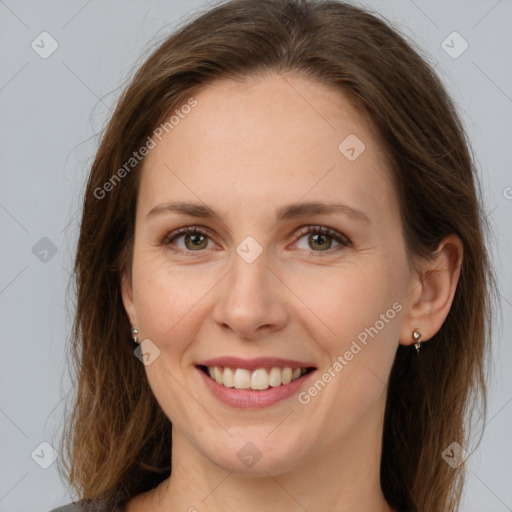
[52,0,497,511]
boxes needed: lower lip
[196,366,316,409]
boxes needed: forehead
[138,73,396,222]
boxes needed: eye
[161,225,351,255]
[293,225,350,253]
[162,227,214,252]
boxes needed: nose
[212,250,289,341]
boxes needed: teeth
[205,366,309,391]
[233,368,251,389]
[251,368,269,390]
[269,367,282,387]
[281,367,292,384]
[223,367,234,387]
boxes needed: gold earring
[412,329,422,354]
[131,327,139,344]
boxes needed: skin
[121,73,463,512]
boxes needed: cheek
[131,251,201,347]
[296,264,404,430]
[291,259,405,353]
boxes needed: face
[122,73,415,476]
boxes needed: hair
[58,0,498,510]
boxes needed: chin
[202,434,311,477]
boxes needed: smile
[198,365,314,391]
[195,363,317,409]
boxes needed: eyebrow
[146,200,370,224]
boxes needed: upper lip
[196,357,316,371]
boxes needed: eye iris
[309,233,331,251]
[185,232,207,250]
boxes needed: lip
[195,356,316,371]
[196,365,317,409]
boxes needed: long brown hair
[58,1,498,510]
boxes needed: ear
[121,270,138,327]
[399,234,463,346]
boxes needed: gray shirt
[49,505,86,512]
[49,499,123,511]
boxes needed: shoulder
[48,503,86,512]
[48,500,119,512]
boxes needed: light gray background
[0,0,511,511]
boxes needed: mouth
[196,364,316,391]
[195,363,317,409]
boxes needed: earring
[131,327,139,344]
[412,329,422,354]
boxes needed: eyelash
[161,225,351,256]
